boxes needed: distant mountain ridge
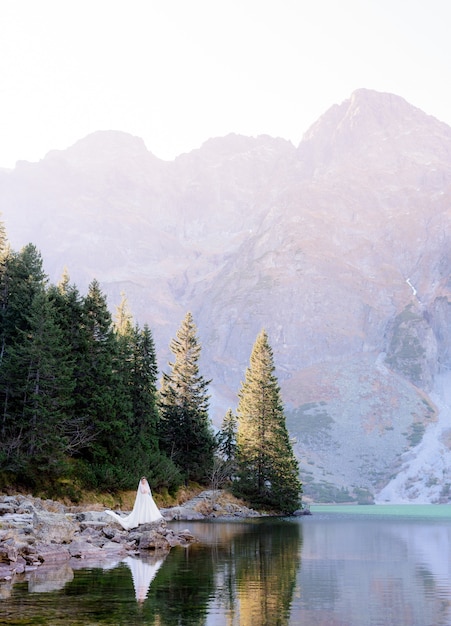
[2,88,451,502]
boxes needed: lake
[1,505,450,625]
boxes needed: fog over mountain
[2,88,451,503]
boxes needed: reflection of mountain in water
[297,515,451,625]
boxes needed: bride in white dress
[105,477,163,530]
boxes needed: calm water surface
[1,505,451,625]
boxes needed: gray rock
[77,510,110,523]
[17,500,36,514]
[11,554,26,574]
[165,533,182,548]
[0,503,14,516]
[138,531,170,551]
[101,541,127,555]
[34,543,71,564]
[1,496,19,505]
[68,540,105,559]
[102,526,119,540]
[79,520,108,531]
[0,544,17,563]
[33,510,76,544]
[1,513,33,529]
[162,506,204,521]
[178,529,195,542]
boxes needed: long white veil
[105,478,163,530]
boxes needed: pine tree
[217,408,237,463]
[75,279,119,487]
[47,271,95,455]
[233,329,302,514]
[0,244,47,365]
[1,290,75,482]
[0,247,14,366]
[114,292,134,336]
[0,245,48,463]
[0,217,7,255]
[79,279,116,424]
[112,295,166,486]
[214,408,238,484]
[129,323,159,445]
[112,292,135,454]
[159,312,216,483]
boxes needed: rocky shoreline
[0,490,265,582]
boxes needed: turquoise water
[311,503,451,518]
[1,506,451,625]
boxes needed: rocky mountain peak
[44,130,161,172]
[174,133,294,171]
[296,88,451,177]
[303,88,427,141]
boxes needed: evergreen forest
[0,223,302,513]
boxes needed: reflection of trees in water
[4,518,451,625]
[145,520,302,626]
[0,521,301,625]
[145,544,215,626]
[1,562,141,624]
[231,520,302,626]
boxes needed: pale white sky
[0,0,450,168]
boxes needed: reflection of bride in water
[125,555,165,603]
[105,477,163,530]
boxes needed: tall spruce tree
[112,295,171,487]
[2,290,75,482]
[47,272,97,457]
[112,293,135,456]
[214,408,238,484]
[233,329,302,514]
[217,408,237,462]
[158,312,216,483]
[0,218,8,364]
[0,245,49,472]
[76,279,119,487]
[0,218,7,254]
[0,244,47,366]
[128,324,159,447]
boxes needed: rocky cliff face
[2,89,451,502]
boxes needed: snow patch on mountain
[376,371,451,503]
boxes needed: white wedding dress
[105,478,163,530]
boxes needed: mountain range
[2,88,451,503]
